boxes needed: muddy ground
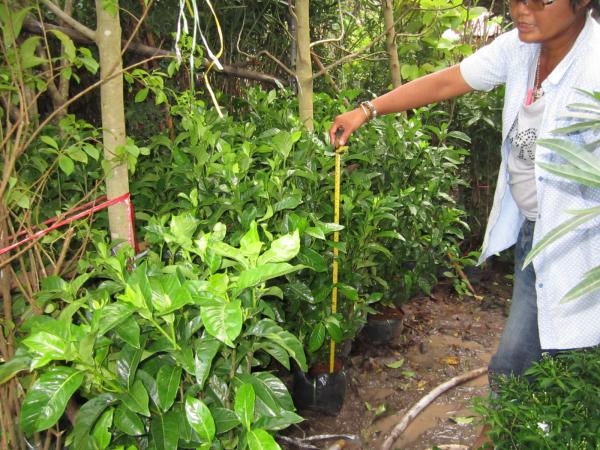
[283,262,513,450]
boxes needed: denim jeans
[489,220,542,379]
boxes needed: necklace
[526,53,544,106]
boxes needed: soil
[283,262,513,450]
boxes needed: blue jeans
[489,220,542,380]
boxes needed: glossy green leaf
[273,194,302,212]
[20,367,84,434]
[202,239,249,268]
[115,316,141,348]
[240,221,263,261]
[305,226,326,240]
[236,372,295,417]
[169,212,199,246]
[308,323,326,353]
[235,384,255,430]
[137,369,160,408]
[91,408,113,449]
[120,379,150,417]
[194,336,220,388]
[282,281,315,303]
[22,331,70,368]
[156,365,182,412]
[337,283,359,302]
[257,230,300,265]
[72,394,118,450]
[150,410,180,450]
[116,344,143,388]
[247,319,307,371]
[256,341,290,370]
[0,354,31,384]
[201,299,243,347]
[185,396,215,443]
[128,263,153,304]
[296,248,328,272]
[247,428,281,450]
[234,263,306,294]
[325,317,343,343]
[114,404,145,436]
[254,410,303,431]
[97,302,135,336]
[210,407,240,434]
[173,346,195,375]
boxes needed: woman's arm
[329,64,474,146]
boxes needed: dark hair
[571,0,600,14]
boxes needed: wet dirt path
[285,268,512,450]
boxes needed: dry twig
[380,367,488,450]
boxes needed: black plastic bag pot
[363,307,404,345]
[292,361,347,416]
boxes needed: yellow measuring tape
[329,144,347,374]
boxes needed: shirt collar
[545,12,594,86]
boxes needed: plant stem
[149,317,180,349]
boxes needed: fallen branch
[380,366,488,450]
[278,433,359,449]
[277,436,319,449]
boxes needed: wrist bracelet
[359,103,370,120]
[360,100,377,121]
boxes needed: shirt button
[538,283,544,288]
[538,176,543,181]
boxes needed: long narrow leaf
[537,162,600,189]
[558,112,600,122]
[537,139,600,174]
[552,121,600,134]
[561,266,600,303]
[565,103,600,114]
[524,210,599,267]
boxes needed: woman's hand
[329,107,368,147]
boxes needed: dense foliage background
[0,1,507,449]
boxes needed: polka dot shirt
[460,13,600,349]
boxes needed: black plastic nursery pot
[363,306,405,345]
[292,359,347,416]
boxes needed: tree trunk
[95,1,131,243]
[383,0,402,88]
[295,0,313,131]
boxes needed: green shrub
[0,221,309,449]
[474,348,600,449]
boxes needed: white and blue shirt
[460,13,600,349]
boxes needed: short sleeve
[459,30,517,92]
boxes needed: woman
[330,0,600,382]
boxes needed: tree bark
[295,0,313,131]
[383,0,402,88]
[95,1,131,242]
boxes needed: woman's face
[510,0,589,46]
